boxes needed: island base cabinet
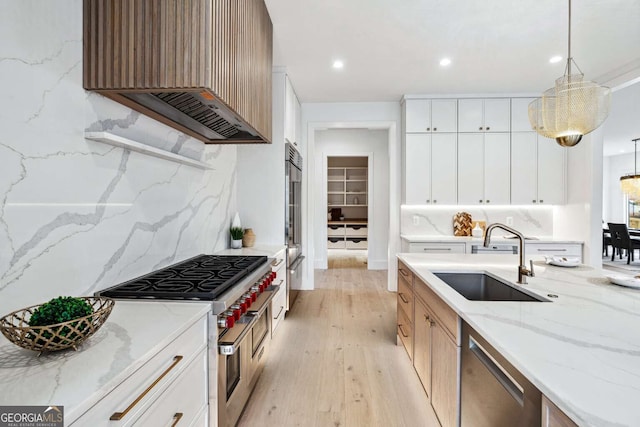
[431,323,460,427]
[542,396,578,427]
[413,299,432,397]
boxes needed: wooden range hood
[83,0,272,144]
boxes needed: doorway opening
[327,156,369,269]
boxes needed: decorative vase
[231,239,243,249]
[242,228,256,247]
[231,212,242,229]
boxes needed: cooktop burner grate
[99,255,268,300]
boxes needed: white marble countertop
[397,253,640,426]
[215,244,286,258]
[400,234,584,244]
[0,301,210,424]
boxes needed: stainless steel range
[99,254,279,427]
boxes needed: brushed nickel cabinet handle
[479,126,483,131]
[398,293,409,304]
[272,258,284,267]
[274,306,284,320]
[110,355,184,421]
[426,127,431,131]
[479,200,483,203]
[433,200,437,203]
[433,127,438,131]
[486,126,490,130]
[399,268,409,277]
[533,200,537,203]
[486,200,490,203]
[398,324,409,338]
[539,200,544,203]
[171,412,184,427]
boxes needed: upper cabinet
[511,98,535,132]
[284,76,301,146]
[405,99,457,133]
[458,98,510,133]
[83,0,273,144]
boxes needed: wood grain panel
[414,276,459,343]
[83,0,272,143]
[431,323,459,427]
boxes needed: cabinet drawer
[71,317,207,426]
[134,348,207,427]
[345,225,367,237]
[415,276,458,342]
[328,238,346,249]
[408,242,466,254]
[271,283,287,335]
[526,243,582,259]
[397,270,414,323]
[542,395,578,427]
[346,238,367,249]
[397,305,413,360]
[328,225,346,237]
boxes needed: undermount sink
[433,272,550,302]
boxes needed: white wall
[314,129,390,269]
[301,102,402,290]
[236,71,287,246]
[604,152,635,223]
[0,1,236,315]
[554,130,604,268]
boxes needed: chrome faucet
[484,223,534,284]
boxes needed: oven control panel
[217,271,276,330]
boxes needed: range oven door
[217,284,278,427]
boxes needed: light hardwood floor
[238,252,441,426]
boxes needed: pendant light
[620,138,640,199]
[528,0,611,147]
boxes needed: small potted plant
[230,226,244,249]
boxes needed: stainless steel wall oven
[285,143,304,309]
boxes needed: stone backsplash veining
[401,206,554,237]
[0,1,236,314]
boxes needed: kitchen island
[398,253,640,426]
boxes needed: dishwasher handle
[469,335,524,406]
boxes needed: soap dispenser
[472,223,484,238]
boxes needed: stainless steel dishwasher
[461,322,541,426]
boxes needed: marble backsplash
[401,206,554,237]
[0,1,236,314]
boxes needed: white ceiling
[265,0,640,155]
[265,0,640,103]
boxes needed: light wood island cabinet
[397,260,414,360]
[542,395,578,427]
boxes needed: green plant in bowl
[28,296,94,343]
[230,226,244,240]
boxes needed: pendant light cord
[567,0,572,76]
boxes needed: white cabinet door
[458,99,484,132]
[405,133,431,204]
[511,132,537,204]
[405,99,431,133]
[431,133,457,204]
[457,133,484,204]
[459,98,510,132]
[431,100,457,133]
[537,136,566,204]
[511,97,535,132]
[483,98,510,132]
[484,133,511,204]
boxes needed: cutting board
[453,212,472,236]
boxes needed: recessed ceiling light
[549,55,563,64]
[439,58,452,67]
[332,60,344,69]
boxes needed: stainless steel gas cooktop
[99,255,268,300]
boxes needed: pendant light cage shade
[620,138,640,200]
[620,175,640,200]
[528,73,611,144]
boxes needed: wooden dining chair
[607,223,640,264]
